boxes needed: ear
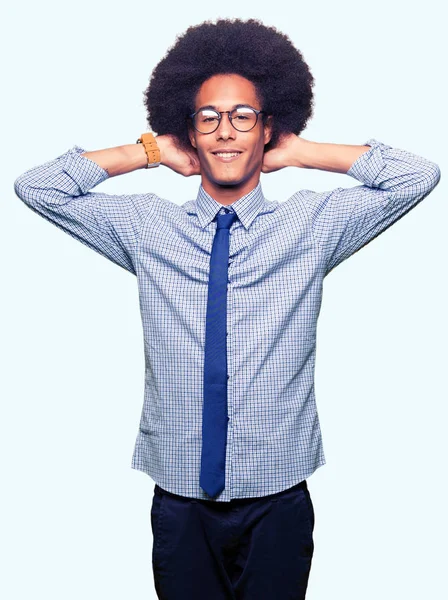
[188,123,197,149]
[263,115,273,145]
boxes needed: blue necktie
[200,207,238,498]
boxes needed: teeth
[215,152,240,157]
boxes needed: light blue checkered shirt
[14,139,441,501]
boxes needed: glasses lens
[194,109,220,133]
[230,107,258,131]
[193,107,259,133]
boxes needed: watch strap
[136,132,161,168]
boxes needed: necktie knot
[216,209,238,230]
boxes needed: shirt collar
[193,181,274,231]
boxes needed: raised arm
[81,143,149,177]
[269,135,441,275]
[13,135,201,275]
[81,134,200,177]
[262,134,372,174]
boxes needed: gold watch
[136,132,161,168]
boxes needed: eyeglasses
[188,106,266,134]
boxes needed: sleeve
[299,138,442,276]
[13,145,153,276]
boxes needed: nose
[215,113,235,140]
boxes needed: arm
[81,135,200,177]
[81,143,148,177]
[287,137,372,173]
[13,145,153,275]
[261,134,372,174]
[13,135,200,275]
[265,136,441,275]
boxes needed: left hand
[261,133,312,173]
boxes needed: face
[188,73,273,205]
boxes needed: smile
[212,152,242,162]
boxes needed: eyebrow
[196,103,256,112]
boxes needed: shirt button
[227,375,230,379]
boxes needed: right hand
[156,134,201,177]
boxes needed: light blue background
[2,1,447,598]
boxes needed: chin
[209,172,245,187]
[212,179,245,188]
[215,182,241,188]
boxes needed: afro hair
[143,18,315,153]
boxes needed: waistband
[154,479,307,504]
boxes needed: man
[14,17,441,600]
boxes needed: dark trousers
[150,479,315,599]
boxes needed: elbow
[14,173,41,208]
[409,161,442,202]
[432,162,441,187]
[395,161,442,207]
[423,161,441,194]
[14,174,30,204]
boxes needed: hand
[261,133,312,173]
[156,134,201,176]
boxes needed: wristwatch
[136,132,161,168]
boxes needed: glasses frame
[188,106,266,134]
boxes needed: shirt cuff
[346,138,393,187]
[60,145,110,195]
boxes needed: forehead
[194,74,260,110]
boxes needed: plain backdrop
[2,1,447,599]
